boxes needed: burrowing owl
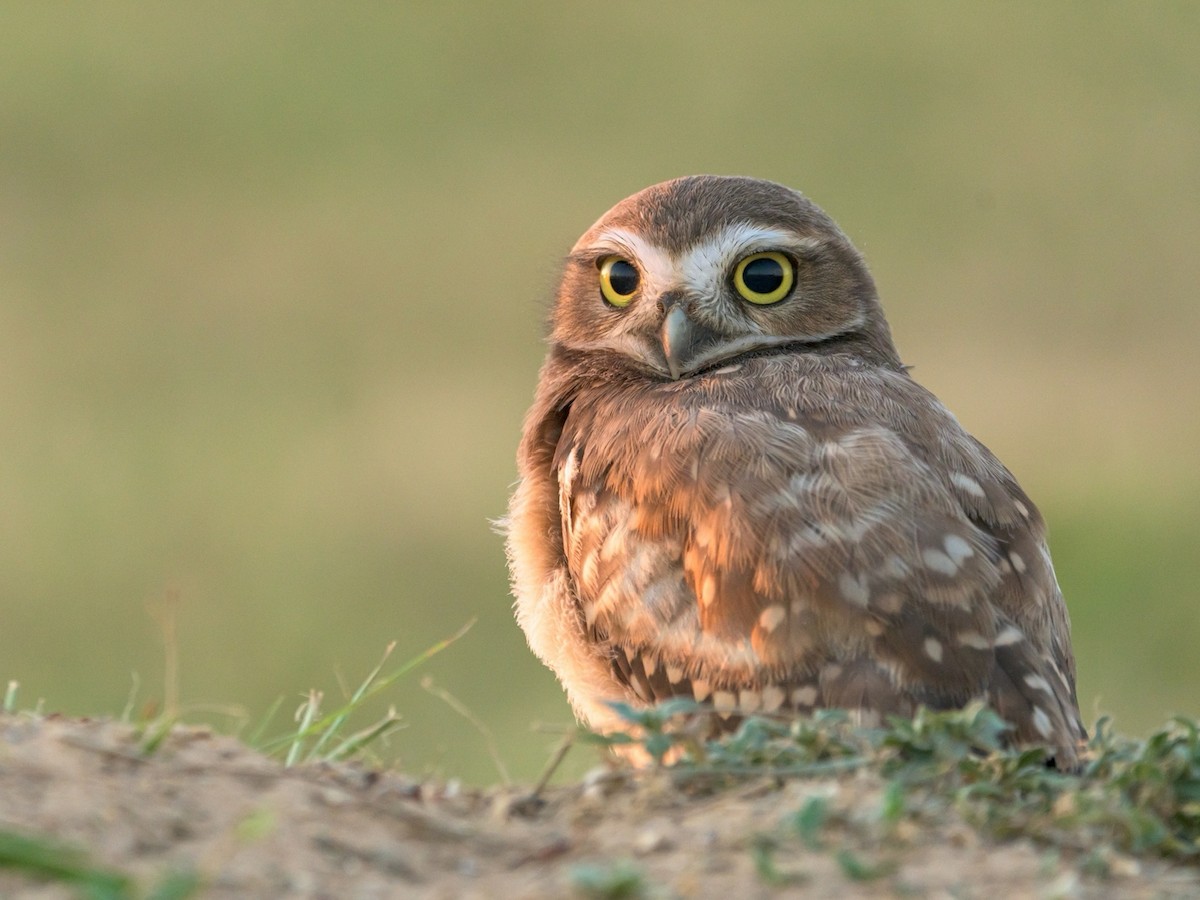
[505,176,1084,766]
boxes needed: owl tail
[986,631,1087,770]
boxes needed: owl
[505,175,1085,767]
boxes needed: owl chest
[559,373,895,534]
[557,379,896,630]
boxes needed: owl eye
[599,256,639,307]
[733,252,794,305]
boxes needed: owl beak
[660,306,693,380]
[660,305,720,380]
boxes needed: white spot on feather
[994,625,1025,646]
[838,572,870,607]
[713,690,736,715]
[1009,552,1027,574]
[758,605,786,633]
[1032,707,1054,739]
[951,473,986,498]
[791,685,818,707]
[1023,674,1053,694]
[761,685,786,713]
[943,534,974,565]
[957,631,991,650]
[879,555,911,579]
[922,549,959,576]
[924,637,944,663]
[874,592,904,614]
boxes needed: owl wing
[550,353,1084,764]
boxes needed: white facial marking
[924,637,944,663]
[677,224,812,301]
[583,227,675,300]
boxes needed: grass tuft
[259,619,475,766]
[568,859,647,899]
[0,829,198,900]
[586,701,1200,885]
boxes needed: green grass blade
[0,829,132,897]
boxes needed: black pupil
[742,257,784,294]
[608,260,638,296]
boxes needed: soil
[0,715,1197,899]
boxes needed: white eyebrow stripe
[582,227,675,299]
[680,225,815,298]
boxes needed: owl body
[506,176,1084,764]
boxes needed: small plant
[0,830,199,900]
[569,859,647,899]
[580,699,1200,888]
[258,619,475,766]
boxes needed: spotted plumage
[505,175,1085,766]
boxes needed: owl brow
[729,234,828,260]
[566,249,607,268]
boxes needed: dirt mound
[0,715,1196,898]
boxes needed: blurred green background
[1,4,1197,784]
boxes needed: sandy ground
[1,714,1197,899]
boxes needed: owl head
[550,176,903,380]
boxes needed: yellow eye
[599,256,639,307]
[733,252,794,305]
